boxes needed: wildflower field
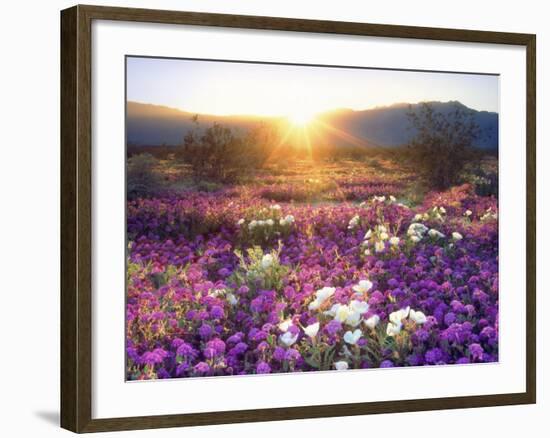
[126,157,499,380]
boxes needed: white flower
[373,195,386,203]
[237,218,245,226]
[410,235,421,243]
[386,322,402,337]
[389,307,410,325]
[364,314,380,329]
[323,303,338,317]
[439,206,446,214]
[210,288,225,297]
[408,223,428,237]
[428,229,445,239]
[376,225,388,233]
[464,209,472,217]
[334,304,351,323]
[348,215,360,229]
[409,309,427,324]
[270,204,282,210]
[279,331,298,347]
[308,286,336,310]
[349,300,369,314]
[257,220,266,226]
[248,220,258,230]
[265,219,274,226]
[334,361,349,371]
[352,279,373,294]
[316,286,336,304]
[309,300,321,311]
[389,195,396,202]
[279,214,295,226]
[304,322,320,338]
[374,241,385,253]
[343,329,362,345]
[261,254,274,269]
[414,213,423,221]
[452,232,463,241]
[389,236,400,246]
[278,318,293,332]
[364,229,373,240]
[226,293,238,306]
[364,249,371,256]
[345,311,362,327]
[481,211,498,222]
[379,232,389,241]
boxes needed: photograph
[125,56,500,380]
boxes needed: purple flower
[285,348,301,362]
[325,319,342,336]
[206,338,226,355]
[256,361,271,374]
[444,312,457,326]
[198,323,213,339]
[210,305,224,319]
[425,348,444,365]
[141,348,167,365]
[273,346,286,361]
[229,342,248,356]
[176,342,196,358]
[226,332,244,345]
[194,362,210,374]
[468,343,484,361]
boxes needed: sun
[287,109,317,126]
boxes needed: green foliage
[232,244,289,293]
[463,166,498,197]
[127,153,163,198]
[303,343,337,371]
[407,102,479,190]
[178,117,273,183]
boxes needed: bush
[178,117,271,183]
[127,153,163,198]
[407,102,479,190]
[463,166,498,197]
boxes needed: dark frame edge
[525,34,536,404]
[60,4,537,433]
[61,5,94,433]
[60,5,79,433]
[82,392,532,433]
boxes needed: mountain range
[127,100,498,151]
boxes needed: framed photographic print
[60,4,536,433]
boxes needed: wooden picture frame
[61,4,536,433]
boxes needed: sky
[126,56,499,118]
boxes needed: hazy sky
[126,56,499,117]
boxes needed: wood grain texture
[60,5,78,432]
[525,34,536,404]
[60,4,537,433]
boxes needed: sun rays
[262,113,382,167]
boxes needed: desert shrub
[407,102,479,190]
[127,153,163,198]
[463,167,499,197]
[178,117,271,183]
[194,180,224,193]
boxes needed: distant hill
[127,100,498,151]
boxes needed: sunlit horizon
[128,98,493,120]
[126,57,499,119]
